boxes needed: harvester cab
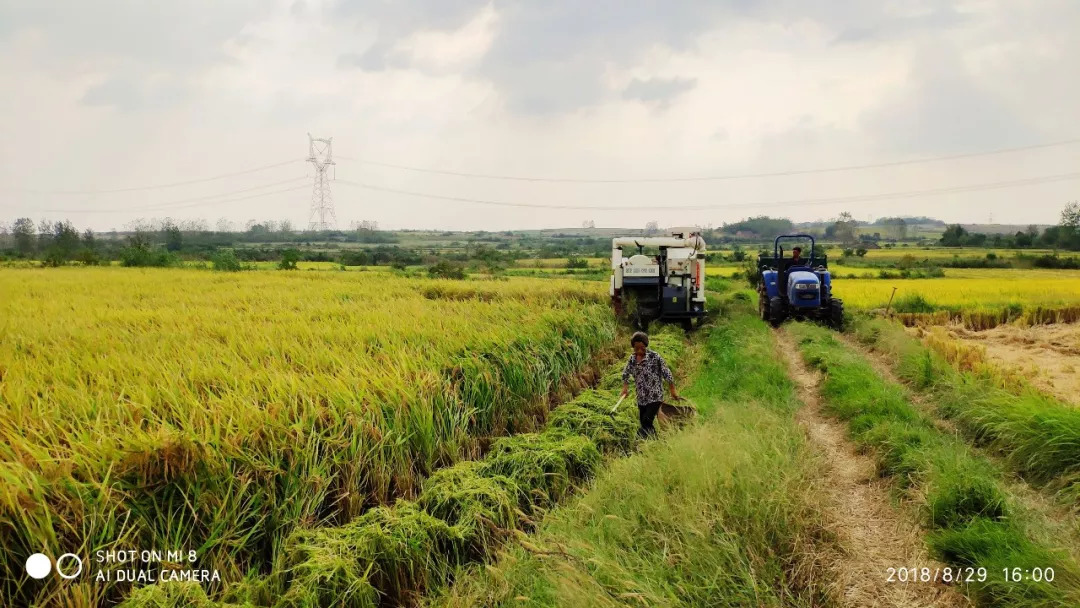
[757,234,844,329]
[610,227,707,330]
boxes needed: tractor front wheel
[758,288,769,321]
[769,297,786,328]
[828,298,845,331]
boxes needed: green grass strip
[425,294,834,607]
[789,323,1080,607]
[850,316,1080,493]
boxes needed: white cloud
[0,0,1077,231]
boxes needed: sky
[0,0,1077,232]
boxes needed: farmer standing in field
[620,331,681,439]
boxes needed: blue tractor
[757,234,844,330]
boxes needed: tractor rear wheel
[829,298,845,331]
[768,297,786,328]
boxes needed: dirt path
[774,329,969,608]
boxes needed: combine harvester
[757,234,844,330]
[609,227,707,330]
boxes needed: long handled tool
[608,394,626,416]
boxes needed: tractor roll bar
[773,234,816,265]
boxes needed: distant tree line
[939,202,1080,250]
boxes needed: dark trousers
[638,401,662,438]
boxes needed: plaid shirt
[622,349,675,407]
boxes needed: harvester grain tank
[609,227,707,329]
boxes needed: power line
[336,171,1080,211]
[3,159,304,195]
[335,138,1080,183]
[18,178,310,214]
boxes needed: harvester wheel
[829,299,845,331]
[768,297,786,327]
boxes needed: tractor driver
[620,331,681,439]
[790,246,803,266]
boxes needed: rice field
[512,257,608,269]
[822,247,1080,261]
[0,268,614,606]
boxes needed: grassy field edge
[789,322,1080,606]
[849,316,1080,495]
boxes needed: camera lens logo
[25,554,51,579]
[25,553,83,580]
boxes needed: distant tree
[965,232,988,247]
[279,219,294,236]
[77,229,101,265]
[873,217,909,240]
[827,211,858,244]
[940,224,968,247]
[428,260,466,279]
[39,221,80,266]
[216,218,234,233]
[855,247,868,257]
[13,217,35,256]
[582,220,595,229]
[163,222,183,252]
[211,249,243,271]
[339,250,371,266]
[181,218,210,233]
[1014,231,1033,248]
[645,220,659,235]
[278,248,300,270]
[1062,201,1080,228]
[120,235,178,267]
[720,216,794,238]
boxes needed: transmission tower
[306,133,336,231]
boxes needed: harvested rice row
[118,328,689,607]
[789,323,1080,607]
